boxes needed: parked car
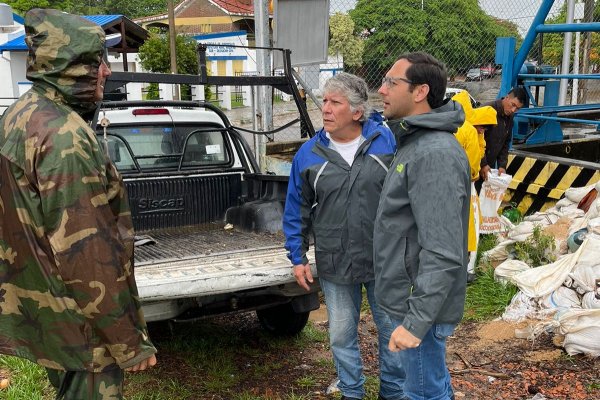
[465,68,484,81]
[445,87,479,107]
[480,64,497,78]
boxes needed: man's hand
[479,165,491,181]
[498,167,506,176]
[389,326,421,352]
[125,354,157,372]
[293,263,313,291]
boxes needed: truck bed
[132,225,315,302]
[134,225,285,264]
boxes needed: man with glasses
[373,52,470,400]
[477,87,527,191]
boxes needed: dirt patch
[523,349,563,362]
[136,312,600,400]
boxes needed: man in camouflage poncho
[0,9,157,399]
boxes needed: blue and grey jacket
[283,116,396,284]
[374,101,470,340]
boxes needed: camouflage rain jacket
[0,9,156,372]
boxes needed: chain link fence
[224,0,599,143]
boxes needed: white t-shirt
[326,132,364,166]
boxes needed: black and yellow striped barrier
[504,149,600,215]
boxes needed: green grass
[464,234,518,321]
[0,356,53,400]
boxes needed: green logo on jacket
[396,163,404,173]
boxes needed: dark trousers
[47,367,124,400]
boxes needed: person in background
[452,90,498,283]
[283,72,405,400]
[0,9,156,399]
[478,87,527,191]
[299,87,310,138]
[375,52,470,400]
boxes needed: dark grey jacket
[374,102,470,340]
[481,99,511,170]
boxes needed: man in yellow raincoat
[452,91,497,282]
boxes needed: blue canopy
[0,15,131,53]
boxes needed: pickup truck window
[98,125,230,171]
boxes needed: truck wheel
[256,303,310,336]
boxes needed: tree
[349,0,519,86]
[541,3,600,67]
[4,0,73,15]
[5,0,167,18]
[329,12,364,68]
[138,30,200,99]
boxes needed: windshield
[97,124,231,171]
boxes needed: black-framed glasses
[381,76,413,88]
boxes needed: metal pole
[559,0,575,105]
[168,0,179,100]
[572,28,581,105]
[579,0,595,103]
[253,0,272,170]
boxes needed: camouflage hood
[25,8,105,114]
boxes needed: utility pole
[559,0,575,106]
[168,0,179,100]
[253,0,273,170]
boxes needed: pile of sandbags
[483,183,600,357]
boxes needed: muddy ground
[142,305,600,400]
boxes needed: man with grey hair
[283,72,405,400]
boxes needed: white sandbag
[564,184,595,203]
[556,308,600,356]
[495,259,530,285]
[555,197,574,209]
[510,239,594,298]
[483,239,516,262]
[508,221,535,242]
[584,198,600,220]
[480,170,513,234]
[539,286,581,310]
[564,328,600,357]
[502,291,547,322]
[524,212,559,225]
[558,207,584,220]
[569,250,600,290]
[587,217,600,235]
[582,292,600,309]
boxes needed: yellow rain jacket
[452,91,497,251]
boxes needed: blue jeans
[389,319,456,400]
[320,278,405,399]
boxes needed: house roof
[0,15,149,54]
[211,0,253,15]
[135,0,259,24]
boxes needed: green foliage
[138,30,199,75]
[138,30,200,100]
[329,13,364,67]
[465,236,518,321]
[514,224,556,268]
[350,0,520,85]
[4,0,167,19]
[541,4,600,67]
[0,355,53,399]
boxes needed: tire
[256,302,310,336]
